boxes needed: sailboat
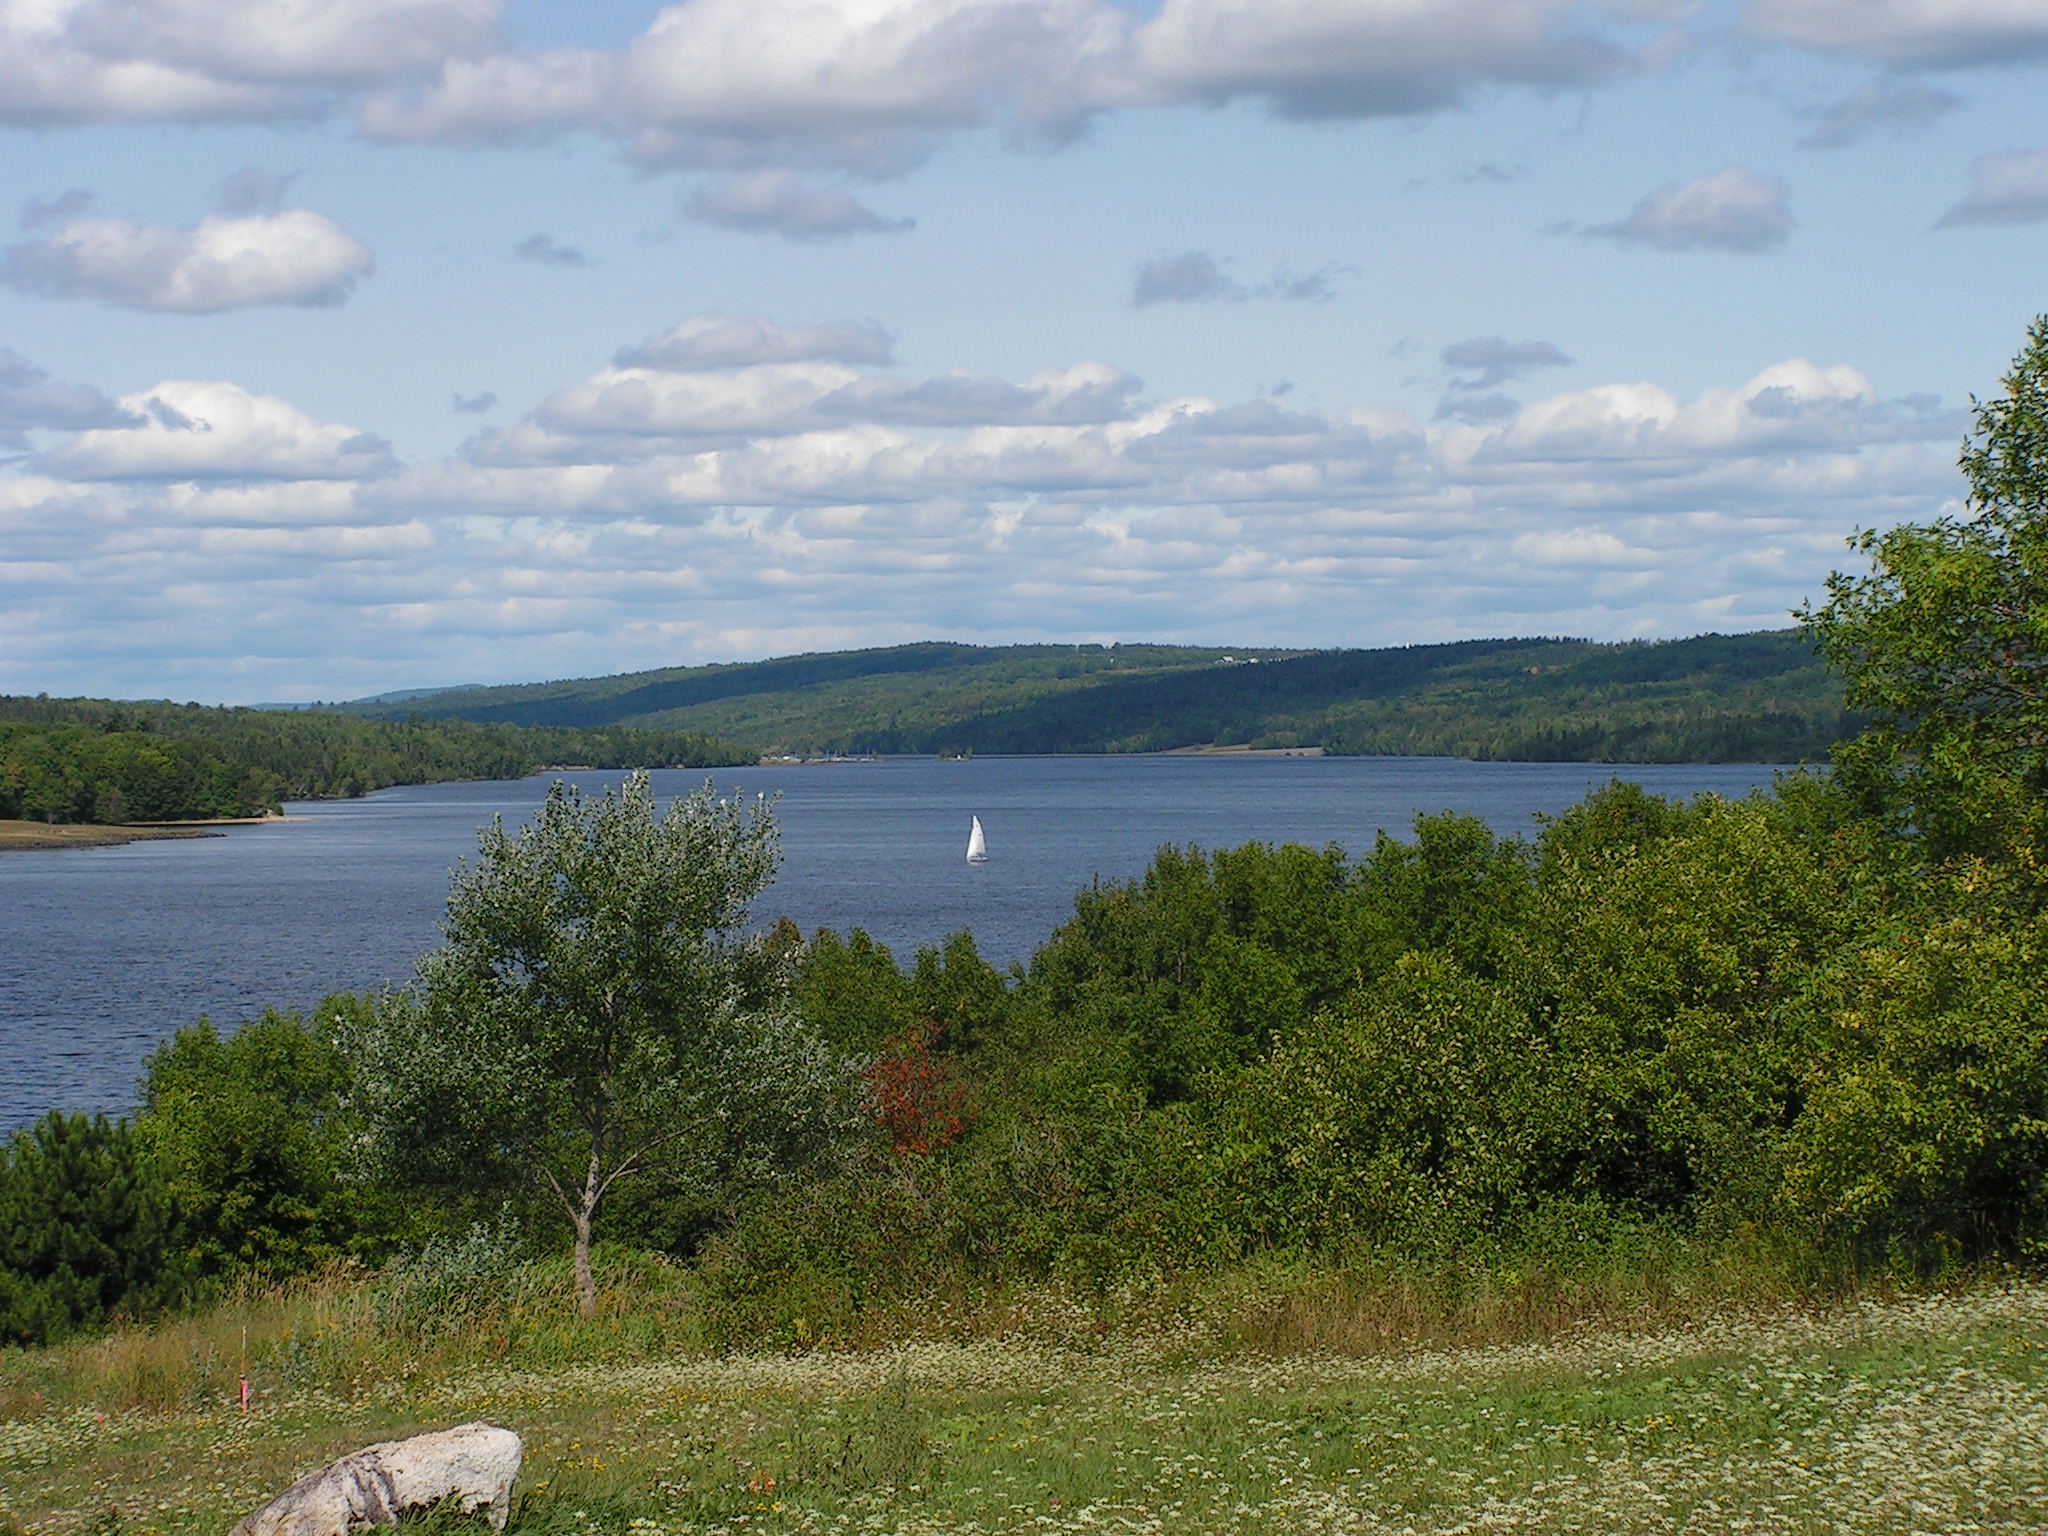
[966,815,989,864]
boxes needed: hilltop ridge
[346,629,1850,763]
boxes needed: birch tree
[350,772,847,1316]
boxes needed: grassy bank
[4,1265,2043,1535]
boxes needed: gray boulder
[228,1421,522,1535]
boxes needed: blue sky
[2,0,2044,703]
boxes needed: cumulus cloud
[0,0,499,127]
[36,379,396,480]
[1,207,374,311]
[362,0,1670,178]
[364,0,1123,170]
[62,0,498,88]
[615,316,896,371]
[1131,251,1342,306]
[513,232,590,266]
[1797,78,1959,150]
[0,349,142,450]
[1936,148,2048,227]
[1478,358,1949,464]
[684,173,914,241]
[1585,169,1793,253]
[1744,0,2048,69]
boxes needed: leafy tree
[345,772,851,1315]
[794,927,913,1055]
[0,1112,181,1345]
[137,1001,407,1279]
[1802,315,2048,872]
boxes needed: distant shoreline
[0,815,299,852]
[1156,743,1325,757]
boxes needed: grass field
[4,1273,2043,1535]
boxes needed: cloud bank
[0,313,1968,700]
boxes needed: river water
[0,754,1787,1130]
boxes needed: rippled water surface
[0,755,1785,1129]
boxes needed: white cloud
[35,380,397,480]
[1,208,374,312]
[364,0,1127,170]
[1936,148,2048,226]
[0,0,499,126]
[685,173,915,241]
[516,362,869,452]
[61,0,498,88]
[615,0,1124,169]
[356,45,612,142]
[1585,169,1793,253]
[364,0,1670,176]
[1744,0,2048,68]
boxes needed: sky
[1,0,2044,705]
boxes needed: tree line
[4,317,2046,1348]
[0,696,751,825]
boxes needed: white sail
[966,815,988,863]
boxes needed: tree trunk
[572,1212,595,1318]
[573,1150,602,1319]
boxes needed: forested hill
[0,697,750,826]
[351,630,1852,763]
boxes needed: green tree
[0,1112,181,1345]
[137,1001,405,1279]
[346,772,851,1315]
[1802,315,2048,873]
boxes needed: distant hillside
[354,631,1853,764]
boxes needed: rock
[228,1422,522,1536]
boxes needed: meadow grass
[3,1262,2044,1535]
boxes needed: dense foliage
[136,1003,416,1280]
[0,695,750,825]
[355,631,1848,764]
[0,1112,180,1345]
